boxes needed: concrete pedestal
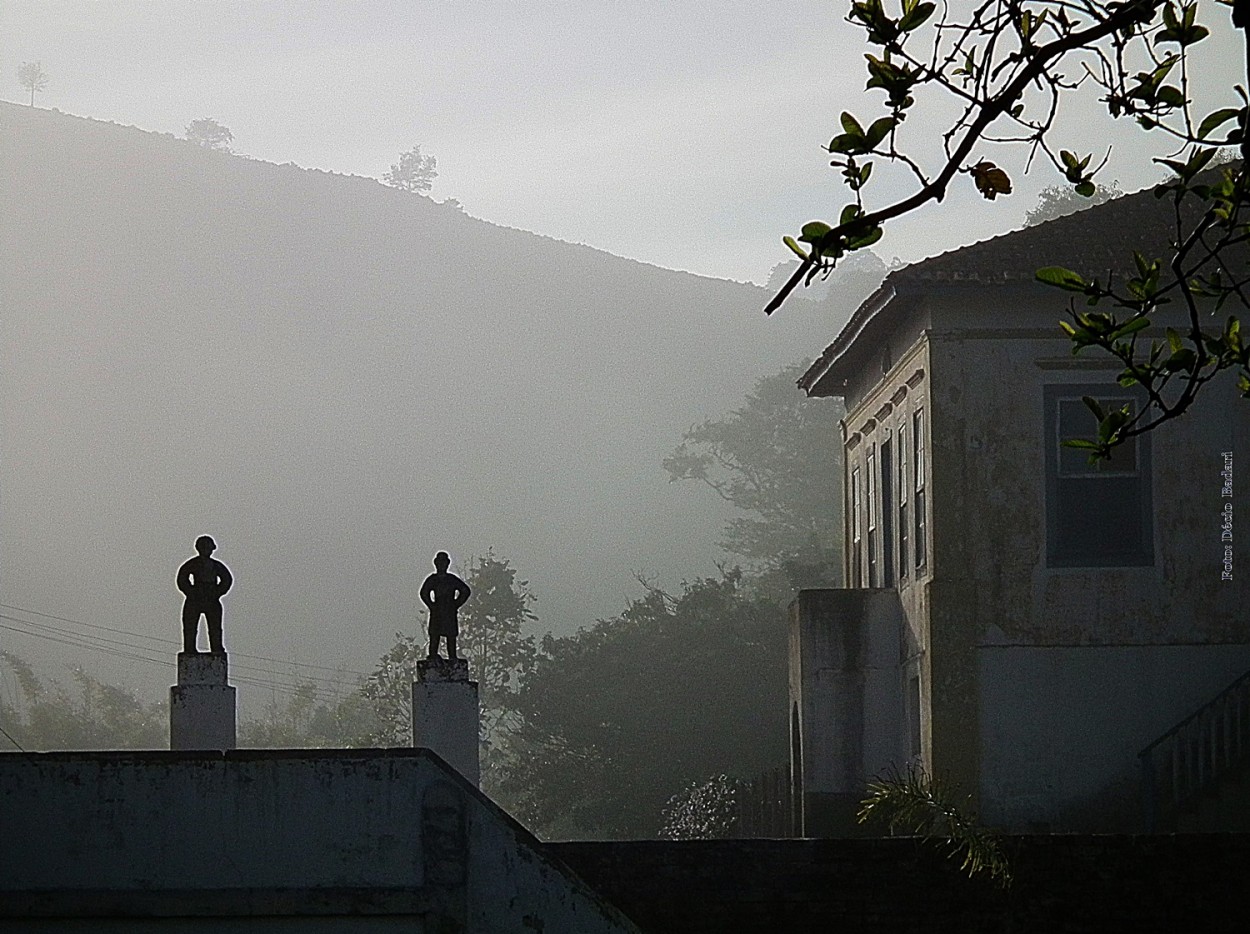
[170,652,237,750]
[413,657,480,787]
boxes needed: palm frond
[858,763,1012,887]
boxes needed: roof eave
[799,282,899,397]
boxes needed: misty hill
[0,103,845,692]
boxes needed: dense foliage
[491,571,788,839]
[0,651,165,751]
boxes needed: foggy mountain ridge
[0,102,847,694]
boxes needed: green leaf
[1061,438,1102,450]
[1197,108,1242,139]
[847,226,884,249]
[840,203,863,226]
[829,133,865,155]
[1110,318,1151,340]
[1075,181,1096,197]
[1156,85,1185,107]
[864,116,896,149]
[1082,396,1105,421]
[783,236,809,260]
[1036,266,1088,291]
[841,112,866,137]
[1166,327,1183,353]
[800,221,833,242]
[899,1,936,31]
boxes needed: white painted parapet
[170,652,237,750]
[413,657,480,787]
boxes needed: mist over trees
[664,363,844,589]
[491,570,788,839]
[1,103,838,689]
[0,104,862,838]
[0,651,165,751]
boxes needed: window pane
[913,410,925,490]
[1045,386,1152,567]
[1057,397,1138,475]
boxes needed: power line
[0,602,370,679]
[0,620,358,701]
[0,615,364,692]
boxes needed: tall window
[850,465,863,586]
[898,421,909,580]
[867,446,878,586]
[881,436,895,587]
[913,409,926,569]
[1045,386,1153,567]
[907,674,923,759]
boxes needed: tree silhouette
[17,62,48,107]
[185,117,234,152]
[383,145,438,193]
[664,363,844,588]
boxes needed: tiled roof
[891,182,1186,285]
[799,173,1230,393]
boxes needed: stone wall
[553,835,1250,934]
[0,749,637,933]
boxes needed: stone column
[413,658,480,787]
[170,652,237,750]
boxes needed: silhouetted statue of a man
[177,535,233,654]
[420,551,471,661]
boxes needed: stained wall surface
[0,748,637,933]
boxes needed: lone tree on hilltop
[766,0,1250,460]
[17,62,49,107]
[185,117,234,152]
[383,145,438,193]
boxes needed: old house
[791,184,1250,834]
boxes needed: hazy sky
[2,0,1242,285]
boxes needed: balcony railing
[734,764,795,838]
[1139,669,1250,831]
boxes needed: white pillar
[170,652,237,750]
[413,658,480,787]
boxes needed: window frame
[898,420,909,580]
[1043,384,1154,568]
[913,408,927,570]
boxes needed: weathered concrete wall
[0,749,637,933]
[553,835,1250,934]
[412,658,480,786]
[926,284,1250,646]
[790,589,906,835]
[921,283,1250,827]
[978,643,1250,830]
[169,652,236,751]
